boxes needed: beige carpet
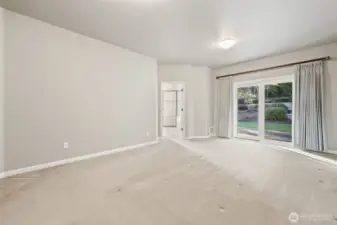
[0,140,336,225]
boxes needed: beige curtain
[217,77,233,138]
[294,61,325,151]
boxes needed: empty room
[0,0,337,224]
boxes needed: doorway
[233,75,294,145]
[161,82,186,139]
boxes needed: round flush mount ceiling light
[219,38,237,49]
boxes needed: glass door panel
[264,82,293,142]
[236,86,259,139]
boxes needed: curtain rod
[216,56,330,79]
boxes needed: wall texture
[4,10,157,171]
[213,42,337,151]
[0,7,4,173]
[158,65,213,137]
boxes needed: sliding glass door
[233,76,294,145]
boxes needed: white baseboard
[275,145,337,168]
[186,134,212,140]
[2,140,159,179]
[326,150,337,155]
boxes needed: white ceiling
[2,0,337,67]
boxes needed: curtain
[294,61,325,151]
[218,76,233,138]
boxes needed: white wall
[213,42,337,151]
[158,65,213,137]
[0,7,4,173]
[4,10,158,171]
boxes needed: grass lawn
[238,121,292,133]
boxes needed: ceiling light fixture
[219,38,237,49]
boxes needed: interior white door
[178,87,185,137]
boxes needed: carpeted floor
[1,139,337,225]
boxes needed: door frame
[233,75,295,146]
[160,81,187,139]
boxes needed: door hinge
[181,128,184,131]
[181,108,183,111]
